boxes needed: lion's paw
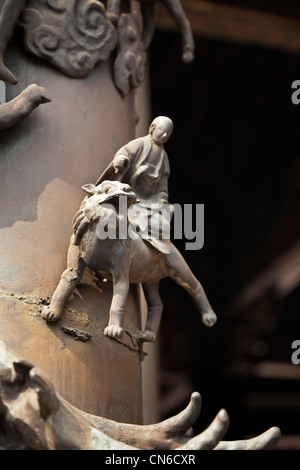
[104,325,123,338]
[41,306,61,322]
[135,330,156,343]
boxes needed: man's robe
[96,134,172,254]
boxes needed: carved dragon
[0,343,281,450]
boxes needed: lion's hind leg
[165,244,217,327]
[136,281,163,342]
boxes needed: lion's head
[72,180,137,243]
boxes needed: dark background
[149,2,300,448]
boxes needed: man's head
[149,116,173,145]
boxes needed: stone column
[0,34,144,424]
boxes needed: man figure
[96,116,173,206]
[96,116,174,251]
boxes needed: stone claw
[0,59,17,84]
[38,86,52,103]
[23,84,52,106]
[180,408,229,450]
[0,83,52,131]
[215,426,281,450]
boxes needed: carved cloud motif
[19,0,118,78]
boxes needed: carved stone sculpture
[0,84,51,130]
[0,343,281,450]
[42,116,216,341]
[107,0,195,63]
[42,179,216,342]
[0,1,282,451]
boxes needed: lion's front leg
[42,239,84,322]
[104,280,129,338]
[104,250,130,339]
[42,272,81,322]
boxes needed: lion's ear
[82,184,96,195]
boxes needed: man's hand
[113,154,130,173]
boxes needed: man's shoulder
[122,134,151,154]
[131,134,151,147]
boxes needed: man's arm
[95,136,145,185]
[113,136,145,172]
